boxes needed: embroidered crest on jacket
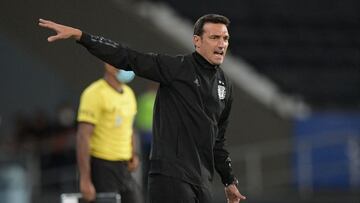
[218,80,226,100]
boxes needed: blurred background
[0,0,359,202]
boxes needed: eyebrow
[209,34,230,39]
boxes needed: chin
[213,60,223,65]
[211,57,224,65]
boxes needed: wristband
[225,177,238,187]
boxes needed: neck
[195,50,214,65]
[194,51,218,68]
[104,73,123,93]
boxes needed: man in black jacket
[39,14,246,203]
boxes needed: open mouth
[214,51,224,56]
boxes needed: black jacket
[78,33,237,187]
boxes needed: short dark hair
[193,14,230,36]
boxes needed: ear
[193,35,201,49]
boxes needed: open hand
[38,18,82,42]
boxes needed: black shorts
[90,156,142,203]
[148,174,213,203]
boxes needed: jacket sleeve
[214,81,237,186]
[77,32,181,85]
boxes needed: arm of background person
[76,122,96,202]
[128,131,140,172]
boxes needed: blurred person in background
[76,63,142,203]
[135,81,157,199]
[39,13,245,203]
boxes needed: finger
[39,18,54,24]
[90,192,96,201]
[239,194,246,200]
[229,195,246,202]
[38,22,58,32]
[85,190,96,201]
[48,35,60,42]
[85,195,96,202]
[38,19,58,30]
[38,22,53,29]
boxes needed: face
[105,63,118,77]
[193,23,229,65]
[104,63,135,83]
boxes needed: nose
[218,39,227,49]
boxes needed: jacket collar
[193,51,220,70]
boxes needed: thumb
[47,35,60,42]
[238,193,246,200]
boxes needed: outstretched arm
[38,19,180,84]
[38,18,82,42]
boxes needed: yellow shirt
[77,79,137,161]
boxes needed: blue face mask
[116,70,135,83]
